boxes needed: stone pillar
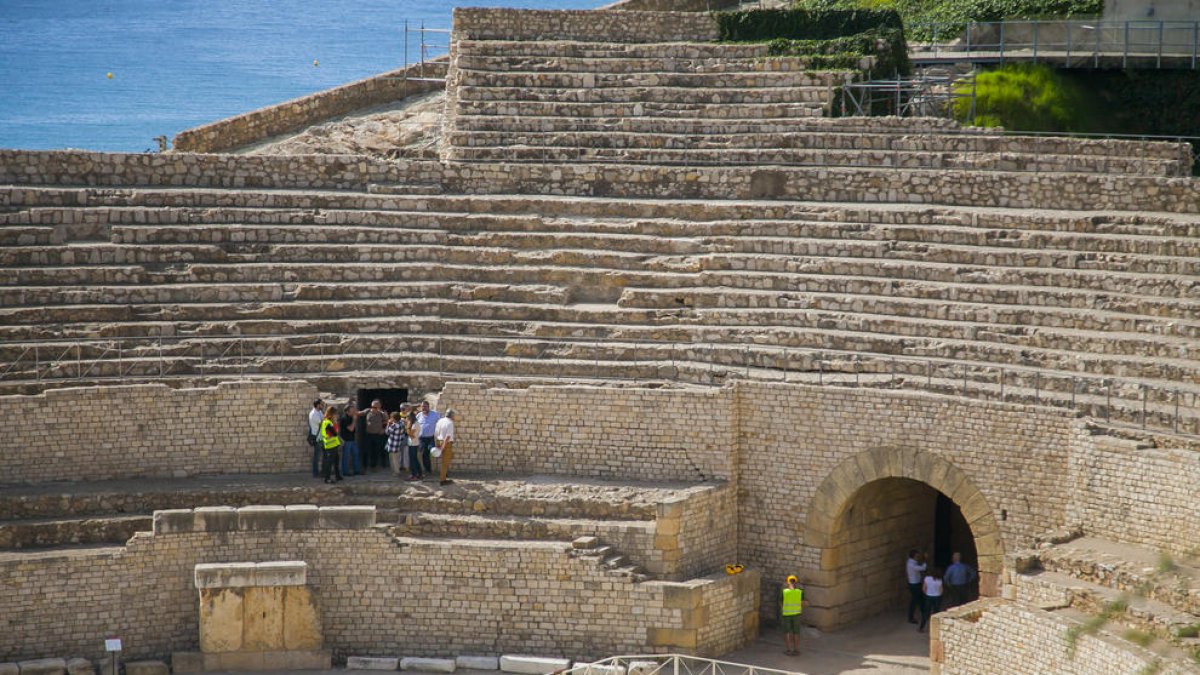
[173,561,330,673]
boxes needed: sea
[0,0,599,153]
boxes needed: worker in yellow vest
[319,406,343,484]
[782,575,806,656]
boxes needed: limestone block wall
[933,599,1198,675]
[605,0,738,11]
[671,482,738,580]
[172,60,448,154]
[1066,436,1200,557]
[734,382,1077,627]
[0,505,759,662]
[5,151,1200,214]
[0,150,442,191]
[438,382,735,481]
[2,380,315,485]
[451,8,719,42]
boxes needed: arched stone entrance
[801,447,1003,630]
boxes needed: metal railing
[909,19,1200,69]
[2,331,1197,438]
[563,654,806,675]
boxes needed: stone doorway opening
[356,387,408,412]
[816,478,979,629]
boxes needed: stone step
[394,480,661,520]
[0,514,150,549]
[454,39,772,59]
[448,112,979,136]
[453,99,825,120]
[453,53,829,74]
[1016,569,1200,644]
[455,84,834,105]
[443,127,1179,158]
[368,182,444,195]
[5,188,1200,240]
[1033,536,1200,617]
[444,145,1181,176]
[453,69,851,89]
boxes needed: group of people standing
[906,549,977,632]
[306,398,457,486]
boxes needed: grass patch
[1136,659,1163,675]
[952,63,1098,132]
[1065,596,1129,658]
[1156,552,1177,575]
[1124,629,1155,647]
[1173,623,1200,639]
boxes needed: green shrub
[795,0,1103,40]
[953,63,1096,132]
[766,26,910,75]
[715,8,903,41]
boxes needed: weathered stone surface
[283,586,324,651]
[318,505,376,529]
[347,657,400,670]
[151,509,194,535]
[18,658,67,675]
[255,560,307,587]
[195,562,257,589]
[169,652,204,674]
[626,661,660,675]
[499,656,571,674]
[193,506,238,533]
[122,662,168,675]
[400,657,457,672]
[243,585,286,651]
[237,505,287,532]
[456,656,500,671]
[0,664,20,675]
[199,587,244,652]
[283,504,320,530]
[64,658,94,675]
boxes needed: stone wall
[673,482,738,580]
[0,505,759,662]
[172,60,448,154]
[733,382,1078,629]
[1067,436,1200,557]
[933,598,1197,674]
[438,383,735,481]
[451,8,719,42]
[3,380,314,485]
[605,0,738,11]
[6,150,1200,214]
[0,149,442,191]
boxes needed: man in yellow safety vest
[782,575,805,656]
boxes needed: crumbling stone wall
[0,505,759,662]
[933,599,1194,674]
[172,60,448,154]
[4,380,314,484]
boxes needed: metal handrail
[564,654,806,675]
[1,331,1196,437]
[909,19,1200,69]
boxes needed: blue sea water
[0,0,598,152]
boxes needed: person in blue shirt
[944,552,977,607]
[416,402,441,482]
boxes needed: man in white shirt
[434,408,456,486]
[905,549,927,624]
[307,399,325,478]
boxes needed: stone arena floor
[200,613,929,675]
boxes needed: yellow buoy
[106,72,113,79]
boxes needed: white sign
[105,638,122,652]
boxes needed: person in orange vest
[782,575,806,656]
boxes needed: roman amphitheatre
[1,3,1199,675]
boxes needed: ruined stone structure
[1,6,1199,674]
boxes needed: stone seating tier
[2,187,1200,433]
